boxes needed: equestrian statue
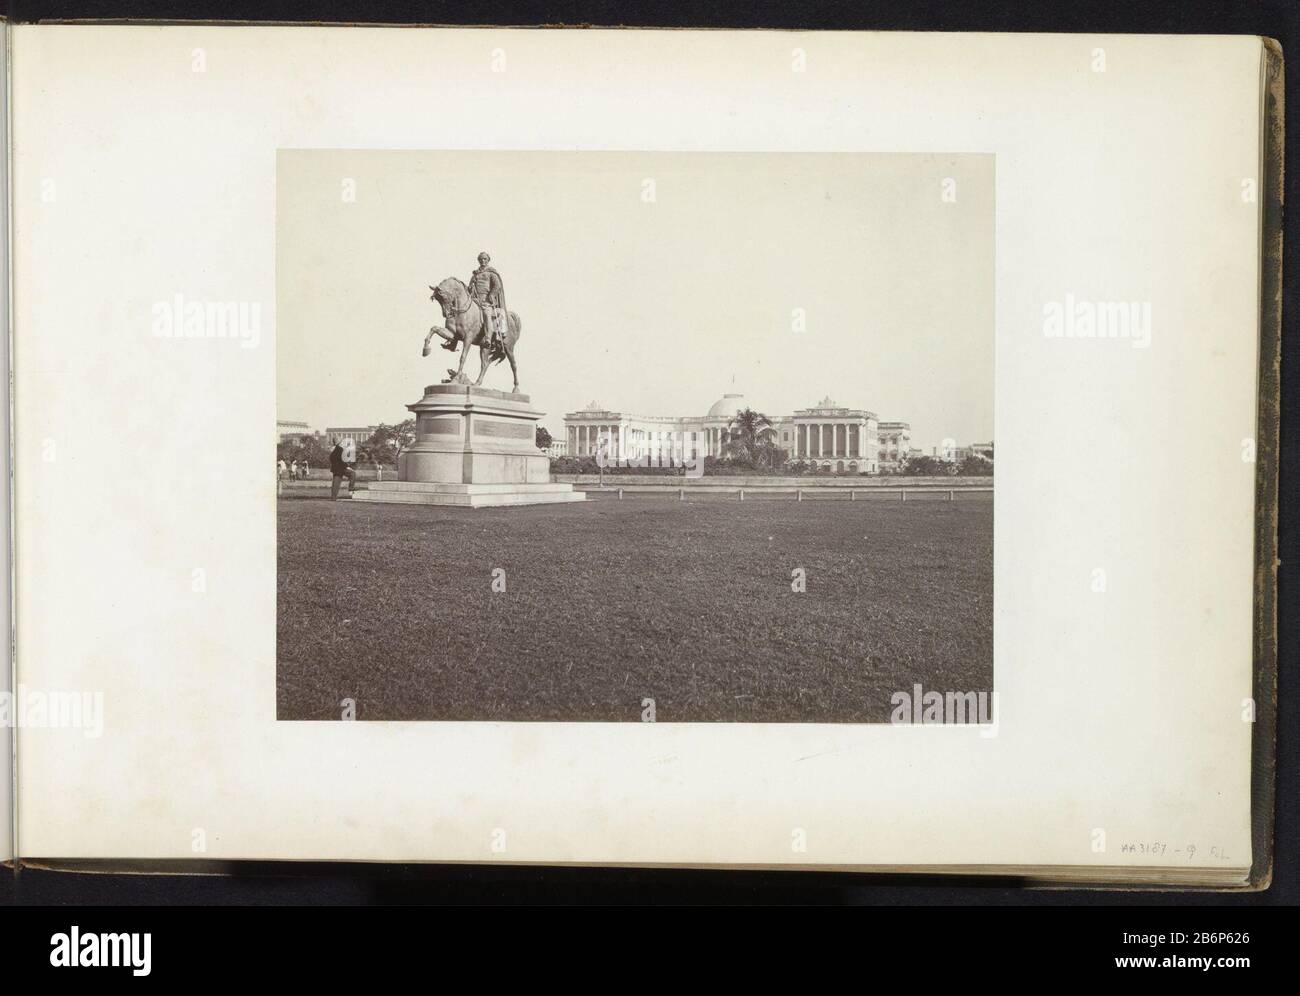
[422,251,522,393]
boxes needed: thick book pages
[7,26,1278,885]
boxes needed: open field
[277,494,993,722]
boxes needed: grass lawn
[277,494,993,722]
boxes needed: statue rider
[467,251,507,352]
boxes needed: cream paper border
[2,19,13,866]
[11,26,1259,870]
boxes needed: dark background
[1,0,1295,908]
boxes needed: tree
[903,454,952,476]
[364,420,416,468]
[279,433,329,469]
[721,408,782,470]
[536,426,553,450]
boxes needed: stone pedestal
[352,384,585,508]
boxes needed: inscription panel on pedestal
[419,416,461,436]
[474,420,534,441]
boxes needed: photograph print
[276,150,993,724]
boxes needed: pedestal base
[353,384,584,508]
[353,481,587,508]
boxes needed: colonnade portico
[567,420,734,462]
[794,421,871,460]
[789,397,879,472]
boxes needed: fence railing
[577,484,993,502]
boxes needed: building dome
[706,393,747,418]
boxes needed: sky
[277,150,993,451]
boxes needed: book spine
[1248,36,1283,892]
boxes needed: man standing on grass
[329,442,356,499]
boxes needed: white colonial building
[780,396,878,474]
[276,419,311,442]
[877,420,912,472]
[325,426,378,446]
[563,392,908,474]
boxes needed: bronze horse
[423,277,522,392]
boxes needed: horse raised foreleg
[423,326,456,357]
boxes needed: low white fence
[576,483,993,502]
[556,473,992,489]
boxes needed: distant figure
[375,460,384,482]
[290,459,300,481]
[277,458,287,482]
[302,460,310,479]
[329,443,356,499]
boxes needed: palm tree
[722,408,780,469]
